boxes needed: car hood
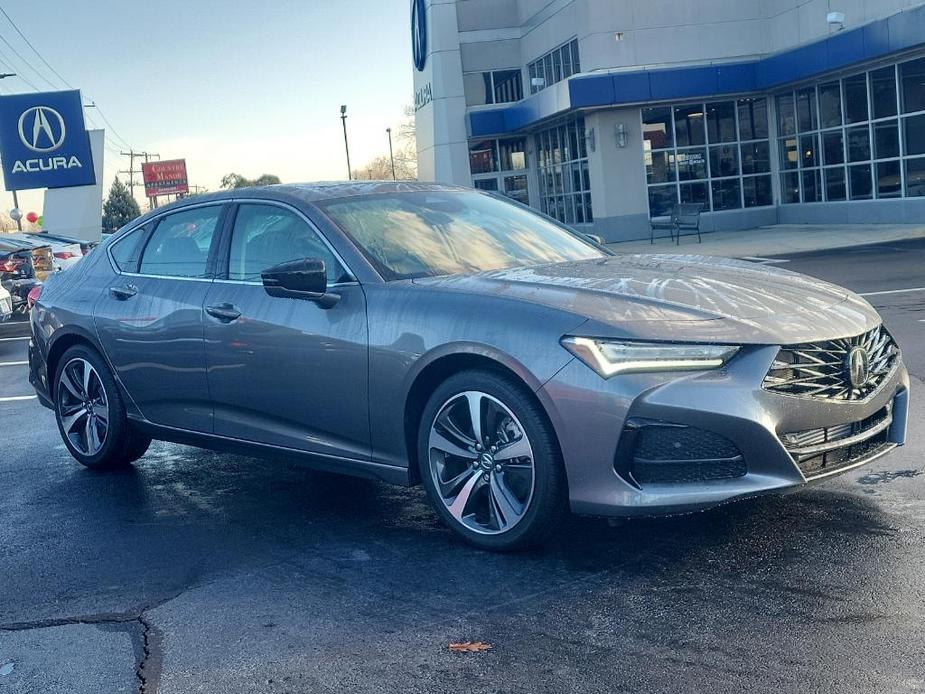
[412,254,881,344]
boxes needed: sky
[0,0,414,215]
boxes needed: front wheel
[417,369,567,551]
[54,345,151,469]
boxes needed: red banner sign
[141,159,189,197]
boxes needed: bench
[649,203,703,245]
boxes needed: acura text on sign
[141,159,189,197]
[0,89,96,191]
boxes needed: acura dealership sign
[0,89,96,191]
[411,0,426,71]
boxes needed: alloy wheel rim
[57,358,109,456]
[428,390,535,535]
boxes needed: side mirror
[583,233,606,246]
[261,258,339,307]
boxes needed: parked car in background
[5,233,83,272]
[26,231,98,257]
[0,236,51,316]
[28,183,909,551]
[0,284,12,323]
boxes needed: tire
[53,344,151,469]
[417,369,567,551]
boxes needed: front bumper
[539,344,910,518]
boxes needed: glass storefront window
[709,145,739,177]
[677,148,707,180]
[645,98,771,215]
[822,131,845,165]
[818,82,842,128]
[876,160,902,198]
[499,138,527,171]
[796,88,818,132]
[846,126,870,162]
[741,141,770,174]
[777,94,797,136]
[711,178,741,210]
[738,97,769,140]
[873,121,899,159]
[900,57,925,114]
[870,66,898,119]
[849,164,873,200]
[674,105,706,147]
[535,116,591,225]
[824,167,847,201]
[800,134,819,167]
[905,157,925,196]
[903,114,925,156]
[469,140,497,174]
[843,74,869,124]
[707,101,737,143]
[802,169,822,202]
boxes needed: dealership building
[413,0,925,241]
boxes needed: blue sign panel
[0,89,96,191]
[411,0,427,72]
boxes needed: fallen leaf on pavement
[448,641,493,652]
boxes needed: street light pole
[340,105,352,181]
[386,127,396,180]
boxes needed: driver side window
[227,204,345,283]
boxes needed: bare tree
[353,107,418,181]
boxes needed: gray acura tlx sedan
[29,182,909,550]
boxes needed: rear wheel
[417,369,567,551]
[54,345,151,469]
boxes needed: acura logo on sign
[18,106,66,152]
[411,0,427,72]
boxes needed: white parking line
[859,287,925,297]
[0,336,29,342]
[0,395,36,402]
[0,361,28,367]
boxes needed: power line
[0,25,57,90]
[0,4,71,88]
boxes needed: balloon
[25,211,38,224]
[36,215,43,228]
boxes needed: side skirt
[128,416,413,487]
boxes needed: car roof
[0,235,51,250]
[122,181,472,230]
[2,233,56,248]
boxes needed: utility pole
[340,105,352,180]
[120,150,159,206]
[386,127,396,180]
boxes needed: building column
[584,107,651,242]
[414,0,471,185]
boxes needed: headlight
[561,336,739,378]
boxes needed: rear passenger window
[109,226,146,272]
[139,207,221,278]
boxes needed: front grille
[780,404,895,479]
[763,325,898,401]
[617,421,746,485]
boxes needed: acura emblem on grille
[846,346,870,388]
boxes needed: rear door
[202,201,370,460]
[93,203,226,432]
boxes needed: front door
[94,204,224,432]
[202,202,370,461]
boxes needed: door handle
[205,303,242,322]
[109,284,137,300]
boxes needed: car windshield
[317,191,606,280]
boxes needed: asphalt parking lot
[1,239,923,694]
